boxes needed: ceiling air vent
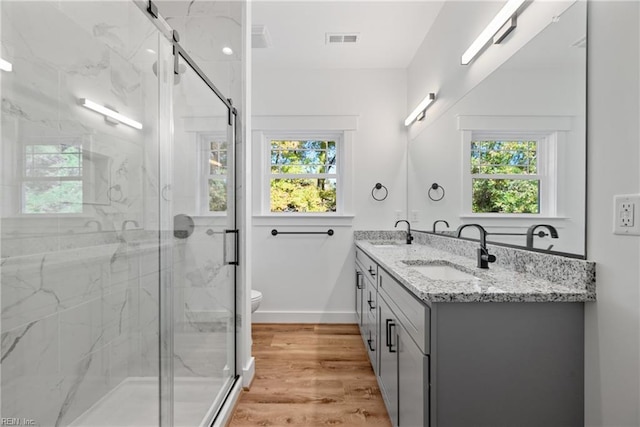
[326,33,359,45]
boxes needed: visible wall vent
[252,25,273,49]
[326,33,359,44]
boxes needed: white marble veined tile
[59,298,105,373]
[58,1,159,64]
[1,313,58,385]
[173,330,230,378]
[137,325,159,378]
[54,345,111,427]
[103,287,136,346]
[108,334,130,389]
[1,313,61,426]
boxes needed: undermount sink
[403,260,478,281]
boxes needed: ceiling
[252,1,446,69]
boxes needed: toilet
[251,290,262,313]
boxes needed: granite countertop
[355,238,595,303]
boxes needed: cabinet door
[378,296,399,427]
[364,287,377,373]
[355,269,364,326]
[398,323,429,427]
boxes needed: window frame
[261,131,345,215]
[18,137,93,216]
[198,132,229,216]
[462,130,558,217]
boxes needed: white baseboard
[242,357,255,389]
[251,310,357,323]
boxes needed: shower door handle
[224,229,239,266]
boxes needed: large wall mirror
[408,1,586,257]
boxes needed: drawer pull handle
[368,298,375,310]
[368,266,376,277]
[385,319,393,348]
[388,321,397,353]
[367,338,375,352]
[356,271,363,289]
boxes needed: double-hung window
[268,137,339,213]
[252,115,356,218]
[200,133,228,214]
[22,141,84,214]
[464,131,556,216]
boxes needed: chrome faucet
[121,220,140,231]
[432,219,450,233]
[84,220,102,232]
[456,224,496,269]
[526,224,558,249]
[394,220,413,245]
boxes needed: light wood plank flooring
[228,324,392,426]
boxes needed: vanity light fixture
[404,92,436,127]
[461,0,526,65]
[0,58,13,72]
[79,98,143,130]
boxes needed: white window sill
[253,214,354,227]
[460,214,568,220]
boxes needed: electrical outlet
[614,195,640,235]
[621,203,634,227]
[410,210,420,222]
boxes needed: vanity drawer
[356,248,378,287]
[378,267,430,354]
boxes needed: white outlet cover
[613,194,640,235]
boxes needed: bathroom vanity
[354,231,595,427]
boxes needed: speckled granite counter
[355,231,596,303]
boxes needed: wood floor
[228,323,392,426]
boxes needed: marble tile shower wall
[0,2,166,425]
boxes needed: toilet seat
[251,290,262,313]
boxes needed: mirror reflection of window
[465,131,557,217]
[199,133,229,214]
[20,139,111,214]
[470,139,540,214]
[208,139,228,212]
[22,141,84,214]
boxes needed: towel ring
[107,184,124,202]
[371,183,388,201]
[428,183,445,201]
[161,185,171,201]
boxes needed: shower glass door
[163,53,236,427]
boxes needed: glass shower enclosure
[0,2,239,426]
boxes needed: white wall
[251,68,407,322]
[585,2,640,425]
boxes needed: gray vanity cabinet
[363,278,377,370]
[397,325,429,427]
[377,295,399,426]
[354,267,364,326]
[355,251,378,372]
[355,246,585,427]
[378,274,430,427]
